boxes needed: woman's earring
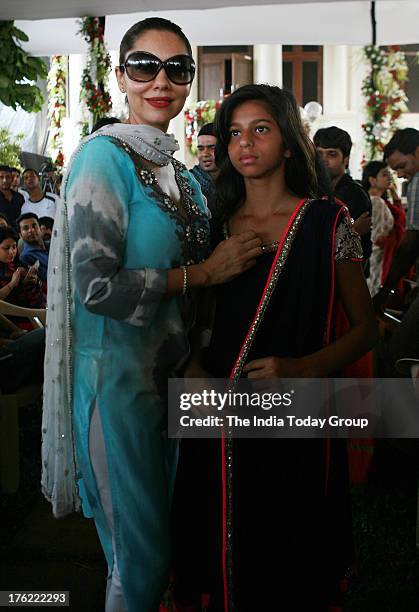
[125,95,128,105]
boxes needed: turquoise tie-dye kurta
[65,135,210,612]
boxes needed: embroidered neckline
[118,140,210,266]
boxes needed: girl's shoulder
[307,196,346,219]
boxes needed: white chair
[0,300,46,328]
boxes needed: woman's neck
[369,186,384,197]
[127,115,169,133]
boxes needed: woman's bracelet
[180,265,188,295]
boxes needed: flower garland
[78,17,112,136]
[362,45,408,162]
[184,100,220,155]
[47,55,67,169]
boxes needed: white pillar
[323,45,349,114]
[64,54,86,161]
[348,45,368,174]
[253,44,283,87]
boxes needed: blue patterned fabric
[66,135,210,611]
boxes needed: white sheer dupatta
[41,124,179,518]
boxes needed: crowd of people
[0,164,55,392]
[1,14,418,612]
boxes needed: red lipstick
[146,97,172,108]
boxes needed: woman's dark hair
[361,160,387,192]
[91,117,121,134]
[0,225,18,243]
[214,84,332,222]
[119,17,192,65]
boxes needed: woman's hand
[243,356,315,379]
[168,231,262,294]
[389,184,400,202]
[201,231,262,285]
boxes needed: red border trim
[221,197,306,611]
[324,205,347,494]
[228,198,306,379]
[325,206,344,345]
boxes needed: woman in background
[0,225,45,309]
[362,160,405,298]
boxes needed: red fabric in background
[333,301,374,485]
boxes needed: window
[282,46,323,107]
[198,46,253,100]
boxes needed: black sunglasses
[120,51,195,85]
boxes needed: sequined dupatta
[221,198,311,612]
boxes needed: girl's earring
[125,95,128,105]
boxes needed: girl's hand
[202,231,262,285]
[10,267,25,288]
[243,356,315,379]
[389,184,400,202]
[23,265,38,285]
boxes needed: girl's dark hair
[119,17,192,65]
[361,160,387,191]
[0,225,18,243]
[214,84,332,223]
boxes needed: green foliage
[0,127,23,168]
[0,21,48,113]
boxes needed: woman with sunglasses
[173,84,378,611]
[41,17,260,612]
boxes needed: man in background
[17,213,49,283]
[314,126,372,275]
[10,167,21,192]
[21,168,58,219]
[375,128,419,310]
[38,216,54,248]
[190,123,219,216]
[0,165,24,227]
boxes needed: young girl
[0,225,45,309]
[173,84,378,612]
[362,160,406,298]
